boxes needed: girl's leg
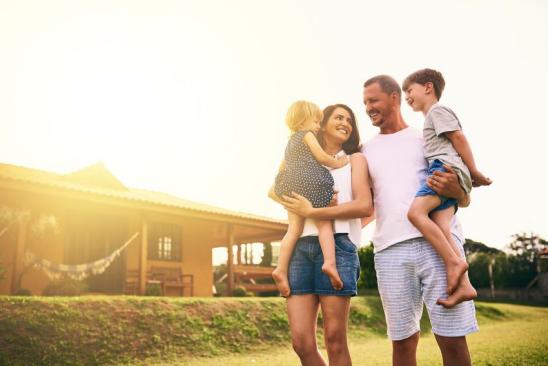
[319,295,352,366]
[316,220,343,290]
[431,208,477,308]
[407,196,468,295]
[272,211,305,297]
[287,295,327,366]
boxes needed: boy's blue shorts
[416,159,458,213]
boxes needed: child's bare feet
[471,171,492,187]
[446,259,469,295]
[272,268,291,297]
[437,275,477,309]
[322,263,343,290]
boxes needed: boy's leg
[431,208,477,308]
[272,211,304,297]
[315,220,343,290]
[408,196,468,294]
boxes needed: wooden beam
[11,220,28,294]
[227,224,235,296]
[139,219,148,295]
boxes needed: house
[0,162,286,296]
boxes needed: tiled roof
[0,162,286,226]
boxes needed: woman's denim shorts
[288,234,360,296]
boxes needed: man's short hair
[363,75,402,104]
[402,68,446,100]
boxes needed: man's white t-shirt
[362,127,464,253]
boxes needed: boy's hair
[363,75,402,104]
[285,100,323,132]
[402,68,446,100]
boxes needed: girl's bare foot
[446,259,469,295]
[272,268,291,297]
[437,275,477,309]
[322,263,343,290]
[471,171,492,187]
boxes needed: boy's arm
[445,130,479,175]
[302,132,349,169]
[281,153,373,219]
[427,165,471,207]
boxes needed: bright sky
[1,0,547,251]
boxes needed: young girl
[271,100,349,297]
[403,68,492,308]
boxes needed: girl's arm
[282,153,373,219]
[267,160,286,204]
[302,132,349,169]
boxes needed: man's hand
[427,165,470,207]
[281,192,314,217]
[328,190,339,207]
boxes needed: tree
[260,242,273,267]
[357,243,377,289]
[505,233,547,287]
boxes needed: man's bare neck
[379,113,408,134]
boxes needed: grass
[0,296,546,365]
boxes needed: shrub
[145,282,162,296]
[14,288,32,296]
[43,277,88,296]
[232,286,247,297]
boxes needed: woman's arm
[302,132,349,169]
[282,153,373,219]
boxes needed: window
[148,222,181,261]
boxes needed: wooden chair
[150,266,194,297]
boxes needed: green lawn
[141,302,548,366]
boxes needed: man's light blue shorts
[374,235,479,340]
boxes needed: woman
[271,104,373,366]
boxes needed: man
[283,75,478,365]
[361,75,478,366]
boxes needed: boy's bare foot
[471,171,492,187]
[446,259,469,295]
[437,275,477,309]
[272,268,291,297]
[322,263,343,290]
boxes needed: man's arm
[281,153,373,219]
[427,165,471,207]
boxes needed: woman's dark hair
[317,104,361,154]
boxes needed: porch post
[139,219,148,295]
[227,224,235,296]
[11,220,28,294]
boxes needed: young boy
[403,68,492,308]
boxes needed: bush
[145,282,163,296]
[14,288,32,296]
[358,244,377,289]
[43,277,88,296]
[232,286,247,297]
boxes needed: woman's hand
[281,192,314,218]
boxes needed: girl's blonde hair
[285,100,323,132]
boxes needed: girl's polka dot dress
[275,130,335,208]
